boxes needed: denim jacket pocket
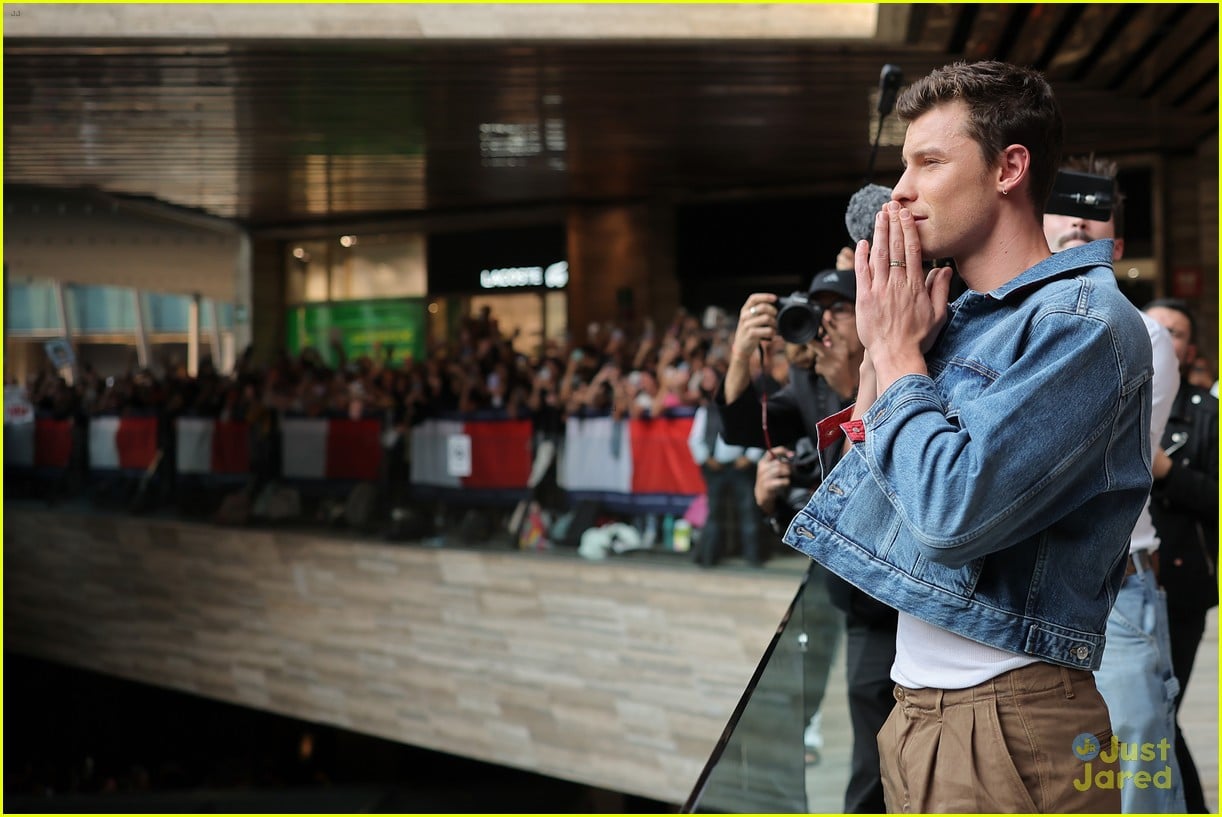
[789,456,904,561]
[809,456,870,524]
[934,355,997,421]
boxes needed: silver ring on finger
[889,260,904,268]
[749,306,758,316]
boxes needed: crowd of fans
[11,305,791,561]
[17,305,792,434]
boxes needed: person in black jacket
[717,265,897,814]
[1144,297,1219,814]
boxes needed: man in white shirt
[1044,155,1185,814]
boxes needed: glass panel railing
[5,279,63,331]
[684,561,849,814]
[144,290,191,332]
[65,283,138,332]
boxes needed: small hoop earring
[1001,188,1009,196]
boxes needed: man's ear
[1112,237,1125,261]
[998,144,1031,194]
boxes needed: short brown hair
[896,60,1063,219]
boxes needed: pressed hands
[726,201,952,444]
[850,202,953,419]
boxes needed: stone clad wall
[4,507,798,804]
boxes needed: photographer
[719,268,861,448]
[716,266,896,814]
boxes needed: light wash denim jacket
[782,240,1152,671]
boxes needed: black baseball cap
[807,268,856,301]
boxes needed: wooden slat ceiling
[4,3,1217,230]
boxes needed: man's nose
[891,169,914,204]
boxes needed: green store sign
[286,299,426,366]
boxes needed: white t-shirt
[1130,312,1179,554]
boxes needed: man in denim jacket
[783,61,1153,813]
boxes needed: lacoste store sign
[478,260,568,290]
[427,224,566,295]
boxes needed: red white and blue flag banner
[410,417,533,490]
[559,415,705,497]
[176,418,251,475]
[89,416,159,471]
[280,417,383,481]
[5,417,73,469]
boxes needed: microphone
[866,64,904,182]
[877,64,903,117]
[845,184,893,243]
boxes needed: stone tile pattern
[4,508,798,804]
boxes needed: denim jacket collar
[986,239,1115,301]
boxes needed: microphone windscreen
[845,184,894,243]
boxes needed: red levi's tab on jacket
[840,419,866,444]
[816,405,857,450]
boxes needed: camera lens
[777,295,825,345]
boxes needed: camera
[777,292,826,345]
[1047,169,1115,221]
